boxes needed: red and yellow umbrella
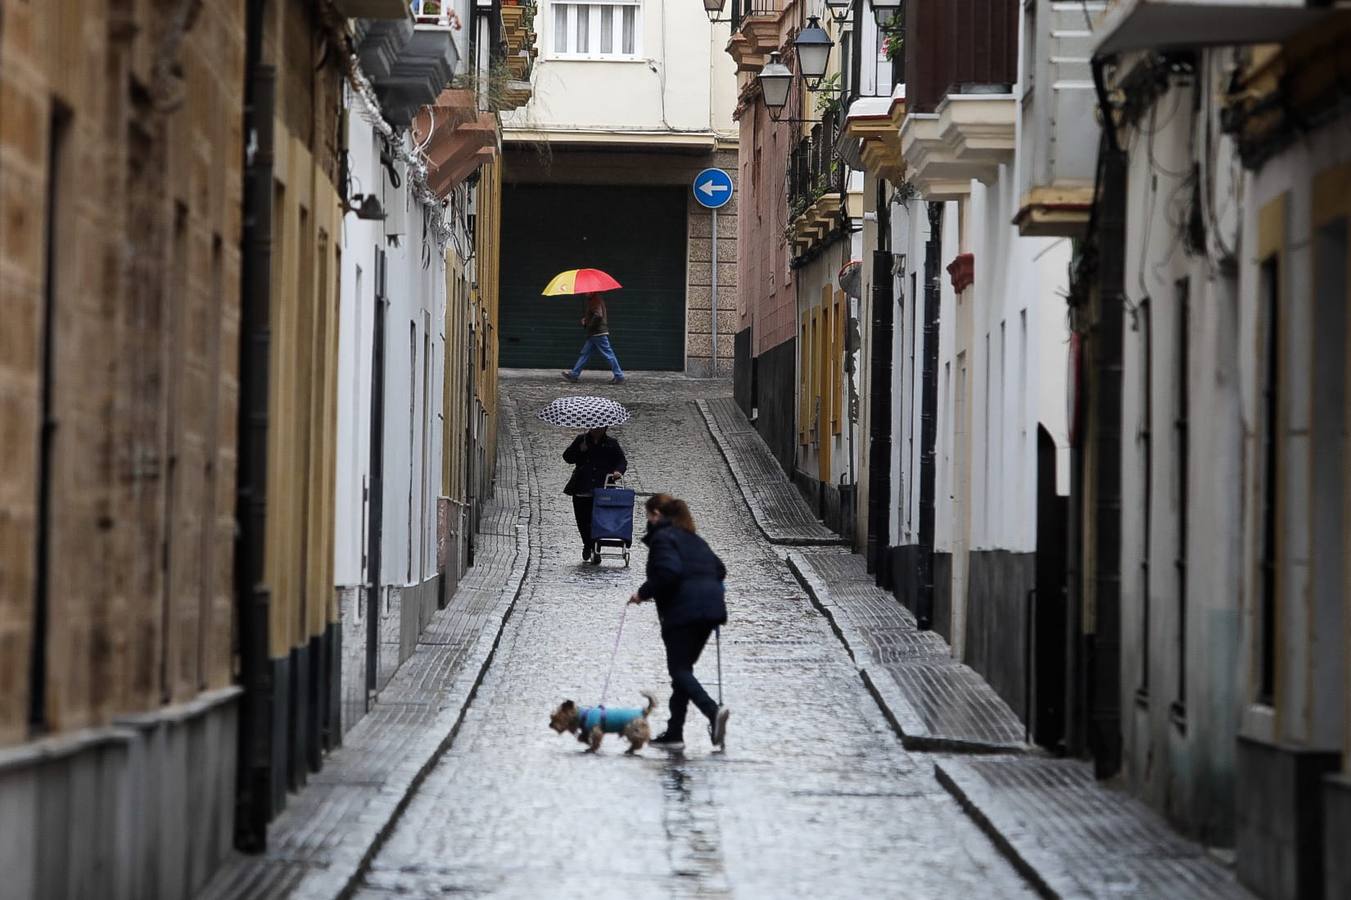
[541,268,622,296]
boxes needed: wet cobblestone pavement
[353,372,1036,899]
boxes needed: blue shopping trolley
[591,474,635,566]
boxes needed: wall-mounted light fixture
[824,0,852,24]
[703,0,727,21]
[757,51,794,120]
[870,0,902,26]
[793,16,834,90]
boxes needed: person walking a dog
[563,426,627,564]
[628,495,730,751]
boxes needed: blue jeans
[569,334,624,378]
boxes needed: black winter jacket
[562,433,627,496]
[637,519,728,627]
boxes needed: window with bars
[550,0,640,58]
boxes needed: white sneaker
[710,706,730,747]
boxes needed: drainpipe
[366,251,388,694]
[1089,138,1127,779]
[866,179,893,581]
[848,0,864,107]
[233,0,274,853]
[916,201,942,630]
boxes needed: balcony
[904,0,1017,114]
[785,110,848,255]
[1093,0,1333,56]
[354,14,416,80]
[416,89,500,197]
[1014,0,1101,236]
[497,0,536,107]
[727,0,788,74]
[334,0,411,19]
[842,87,907,184]
[901,89,1016,201]
[1221,15,1351,169]
[353,1,461,127]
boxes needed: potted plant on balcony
[524,0,538,50]
[880,16,904,64]
[814,73,843,119]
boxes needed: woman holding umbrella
[542,269,625,385]
[537,395,633,564]
[563,426,627,564]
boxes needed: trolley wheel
[623,550,631,567]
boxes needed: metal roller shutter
[499,183,686,371]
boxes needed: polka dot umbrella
[536,395,632,429]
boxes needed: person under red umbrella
[561,292,625,384]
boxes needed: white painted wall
[1113,56,1250,836]
[881,174,1068,641]
[501,0,737,138]
[1242,110,1351,755]
[335,98,383,593]
[966,166,1071,554]
[335,93,459,599]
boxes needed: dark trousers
[572,496,594,550]
[661,622,720,739]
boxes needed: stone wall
[686,148,739,378]
[0,0,243,740]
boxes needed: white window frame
[547,0,643,61]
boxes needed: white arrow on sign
[699,180,731,196]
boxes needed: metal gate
[500,183,686,371]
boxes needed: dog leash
[715,626,723,705]
[598,602,629,706]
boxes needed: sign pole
[711,207,718,378]
[692,167,731,379]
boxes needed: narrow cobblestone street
[353,374,1035,898]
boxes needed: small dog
[549,692,656,754]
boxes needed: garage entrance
[500,184,687,371]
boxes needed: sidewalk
[697,397,846,546]
[937,756,1252,899]
[697,397,1253,900]
[788,546,1028,753]
[199,398,536,900]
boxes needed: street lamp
[757,51,793,120]
[703,0,726,21]
[824,0,852,24]
[871,0,902,25]
[793,16,833,90]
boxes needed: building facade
[1088,7,1351,896]
[727,6,799,471]
[0,0,245,895]
[1,0,523,889]
[498,0,739,378]
[728,1,1349,896]
[330,0,520,739]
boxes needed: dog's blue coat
[578,705,645,734]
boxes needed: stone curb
[323,396,537,900]
[271,399,535,900]
[784,551,1027,756]
[932,760,1061,900]
[695,400,847,547]
[932,757,1255,900]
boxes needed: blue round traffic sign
[692,168,734,209]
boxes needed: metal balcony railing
[787,109,843,219]
[730,0,782,34]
